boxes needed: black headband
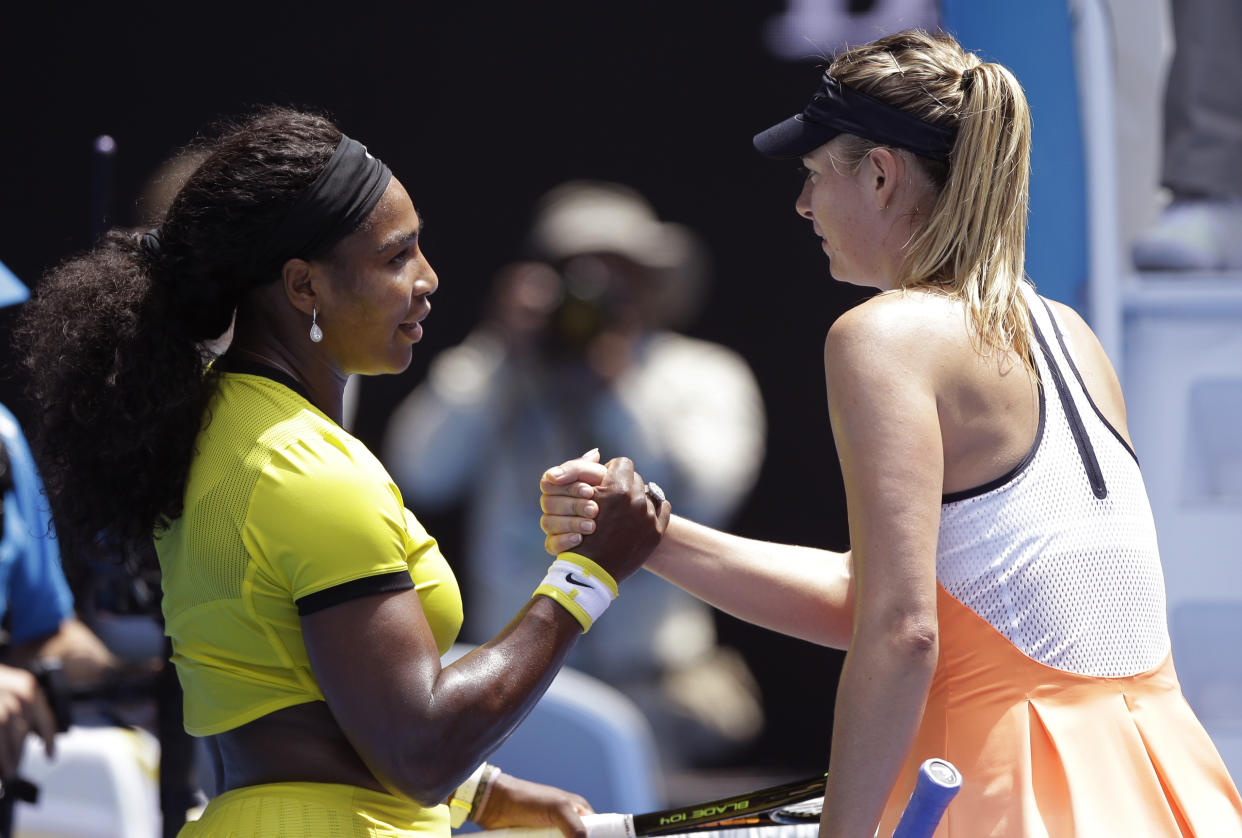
[260,134,392,272]
[754,74,957,161]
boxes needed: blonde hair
[828,30,1033,364]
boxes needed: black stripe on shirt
[1036,296,1139,465]
[1030,310,1108,499]
[296,570,415,616]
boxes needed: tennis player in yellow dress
[17,106,669,836]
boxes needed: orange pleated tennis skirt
[878,586,1242,837]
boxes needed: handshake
[530,450,671,632]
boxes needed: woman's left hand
[472,771,595,838]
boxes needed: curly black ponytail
[13,106,341,566]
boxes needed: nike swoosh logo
[566,572,593,588]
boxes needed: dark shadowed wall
[1,0,871,772]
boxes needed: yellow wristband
[448,762,488,828]
[532,552,619,633]
[534,583,595,632]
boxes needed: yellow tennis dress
[157,365,463,836]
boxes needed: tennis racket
[892,759,962,838]
[474,758,960,838]
[690,758,961,838]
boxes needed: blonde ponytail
[828,31,1035,365]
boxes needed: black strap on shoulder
[1037,298,1139,465]
[1029,305,1108,499]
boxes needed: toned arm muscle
[302,456,663,808]
[303,587,581,806]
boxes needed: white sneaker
[1132,198,1242,271]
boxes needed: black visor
[753,74,956,161]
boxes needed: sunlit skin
[225,178,436,424]
[537,134,1139,836]
[309,178,437,376]
[795,138,935,291]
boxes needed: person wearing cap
[0,264,118,782]
[13,108,669,837]
[383,180,767,769]
[540,30,1242,837]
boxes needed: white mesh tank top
[937,283,1170,677]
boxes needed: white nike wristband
[532,552,619,632]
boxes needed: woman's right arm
[303,457,667,809]
[302,585,582,806]
[540,460,854,649]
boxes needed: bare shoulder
[1043,298,1116,379]
[1042,297,1131,437]
[825,289,968,375]
[1044,299,1100,351]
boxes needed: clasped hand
[540,450,665,571]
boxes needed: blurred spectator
[0,264,117,785]
[1132,0,1242,270]
[383,181,768,768]
[0,401,117,689]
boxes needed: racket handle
[472,812,634,838]
[891,758,961,838]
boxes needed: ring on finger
[644,481,666,505]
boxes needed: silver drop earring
[309,307,323,343]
